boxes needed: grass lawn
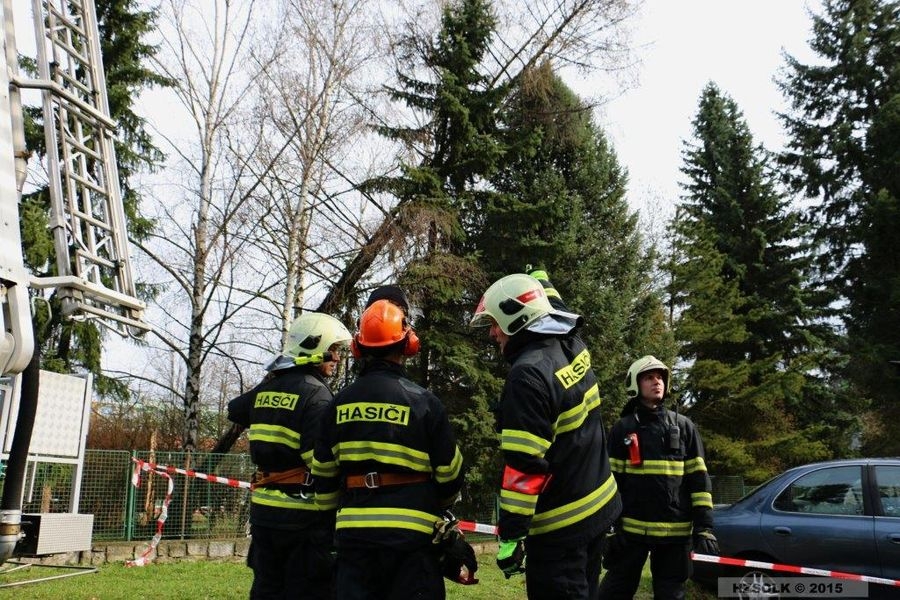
[0,554,718,599]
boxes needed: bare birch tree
[133,0,295,451]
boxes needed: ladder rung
[74,248,117,270]
[46,2,88,39]
[53,65,94,98]
[69,206,114,231]
[61,136,103,162]
[66,169,109,196]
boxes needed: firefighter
[597,356,718,600]
[312,299,467,600]
[470,271,622,600]
[227,312,352,600]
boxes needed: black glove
[440,535,479,584]
[496,538,526,578]
[693,529,720,556]
[600,525,628,568]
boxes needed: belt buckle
[364,472,380,489]
[301,470,313,486]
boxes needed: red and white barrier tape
[125,463,174,567]
[458,520,498,535]
[692,552,900,588]
[126,459,249,567]
[131,458,250,489]
[456,523,900,589]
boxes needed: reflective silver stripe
[529,474,617,535]
[335,507,438,535]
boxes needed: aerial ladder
[0,0,148,563]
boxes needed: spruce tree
[779,0,900,453]
[362,0,507,508]
[671,83,834,481]
[20,0,171,396]
[480,62,673,421]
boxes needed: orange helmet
[353,299,420,356]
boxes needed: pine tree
[671,83,834,481]
[19,0,171,396]
[779,0,900,453]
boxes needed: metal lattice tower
[22,0,147,335]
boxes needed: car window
[874,465,900,517]
[773,465,863,516]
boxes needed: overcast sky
[572,0,824,216]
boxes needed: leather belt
[345,471,431,489]
[251,466,312,490]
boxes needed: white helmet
[470,274,558,335]
[282,312,352,359]
[625,355,670,399]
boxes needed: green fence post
[125,450,135,541]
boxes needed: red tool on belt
[625,433,642,465]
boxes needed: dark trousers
[335,545,445,600]
[597,539,691,600]
[524,532,604,599]
[247,524,334,599]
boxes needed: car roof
[783,457,900,475]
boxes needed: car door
[872,464,900,581]
[760,464,878,577]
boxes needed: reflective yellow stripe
[684,457,707,474]
[692,491,713,508]
[622,517,692,537]
[251,487,318,510]
[529,474,618,536]
[435,447,463,483]
[501,429,552,457]
[315,490,339,510]
[499,489,539,516]
[248,423,301,449]
[311,457,339,478]
[554,349,591,389]
[554,384,601,436]
[609,459,685,476]
[336,441,432,471]
[336,507,438,534]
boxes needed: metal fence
[1,450,748,543]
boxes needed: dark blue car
[693,458,900,598]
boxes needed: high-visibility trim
[554,384,601,437]
[336,440,432,472]
[335,507,439,535]
[300,449,314,465]
[502,464,549,495]
[311,457,339,478]
[251,487,318,510]
[684,457,707,474]
[554,349,591,390]
[529,474,618,536]
[609,458,685,476]
[501,429,552,457]
[434,447,463,483]
[315,490,339,510]
[500,489,540,516]
[248,424,301,449]
[691,491,713,508]
[622,517,692,537]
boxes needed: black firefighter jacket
[228,365,333,530]
[311,360,464,551]
[496,331,622,547]
[608,401,713,544]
